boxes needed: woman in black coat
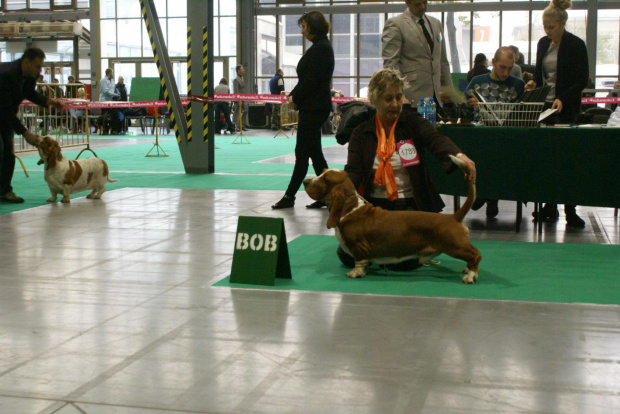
[272,11,335,209]
[526,0,588,124]
[525,0,588,227]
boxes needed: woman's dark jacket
[533,30,589,123]
[290,35,335,113]
[467,64,490,83]
[345,104,462,213]
[0,58,49,134]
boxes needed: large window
[256,1,620,98]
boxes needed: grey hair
[367,68,406,104]
[543,0,571,23]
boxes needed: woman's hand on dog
[458,154,476,183]
[23,130,41,147]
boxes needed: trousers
[0,127,16,195]
[285,109,330,197]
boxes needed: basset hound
[37,135,118,203]
[302,156,481,283]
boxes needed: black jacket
[533,30,589,123]
[0,58,49,134]
[345,104,461,213]
[115,82,128,101]
[290,35,335,112]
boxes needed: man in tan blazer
[381,0,451,108]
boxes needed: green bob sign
[229,216,291,286]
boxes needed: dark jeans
[285,109,330,197]
[214,102,235,132]
[0,127,16,195]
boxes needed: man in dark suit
[0,47,64,203]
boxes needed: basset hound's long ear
[326,185,345,229]
[45,139,62,169]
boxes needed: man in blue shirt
[0,47,64,203]
[269,69,285,130]
[99,68,121,134]
[465,46,525,108]
[465,46,525,218]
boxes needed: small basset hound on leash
[303,155,481,283]
[37,135,118,203]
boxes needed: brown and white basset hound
[302,156,481,283]
[37,135,118,203]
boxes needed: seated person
[467,53,490,83]
[69,87,87,133]
[337,68,476,269]
[463,46,525,218]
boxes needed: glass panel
[113,62,136,98]
[444,11,471,75]
[219,0,235,16]
[471,11,500,70]
[332,14,350,34]
[596,9,620,78]
[333,78,356,100]
[219,17,236,56]
[154,0,166,17]
[117,19,142,58]
[173,61,187,95]
[6,0,26,9]
[168,0,186,17]
[31,0,50,9]
[333,14,356,77]
[214,61,224,87]
[214,18,219,56]
[52,0,71,6]
[229,57,237,85]
[257,15,277,78]
[167,18,187,57]
[117,0,141,18]
[101,20,117,58]
[100,0,115,19]
[283,15,303,86]
[142,19,166,58]
[566,9,587,41]
[56,40,74,61]
[141,62,158,77]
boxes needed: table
[428,126,620,208]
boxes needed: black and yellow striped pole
[186,26,192,141]
[202,26,209,142]
[139,0,187,145]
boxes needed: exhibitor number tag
[396,139,420,167]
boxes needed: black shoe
[472,198,486,211]
[566,213,586,228]
[306,200,327,209]
[271,195,295,209]
[486,200,499,218]
[0,192,25,203]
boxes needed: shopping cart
[477,101,546,127]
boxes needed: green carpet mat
[214,235,620,305]
[2,136,342,214]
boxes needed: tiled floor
[1,130,618,413]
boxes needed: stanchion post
[232,99,250,144]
